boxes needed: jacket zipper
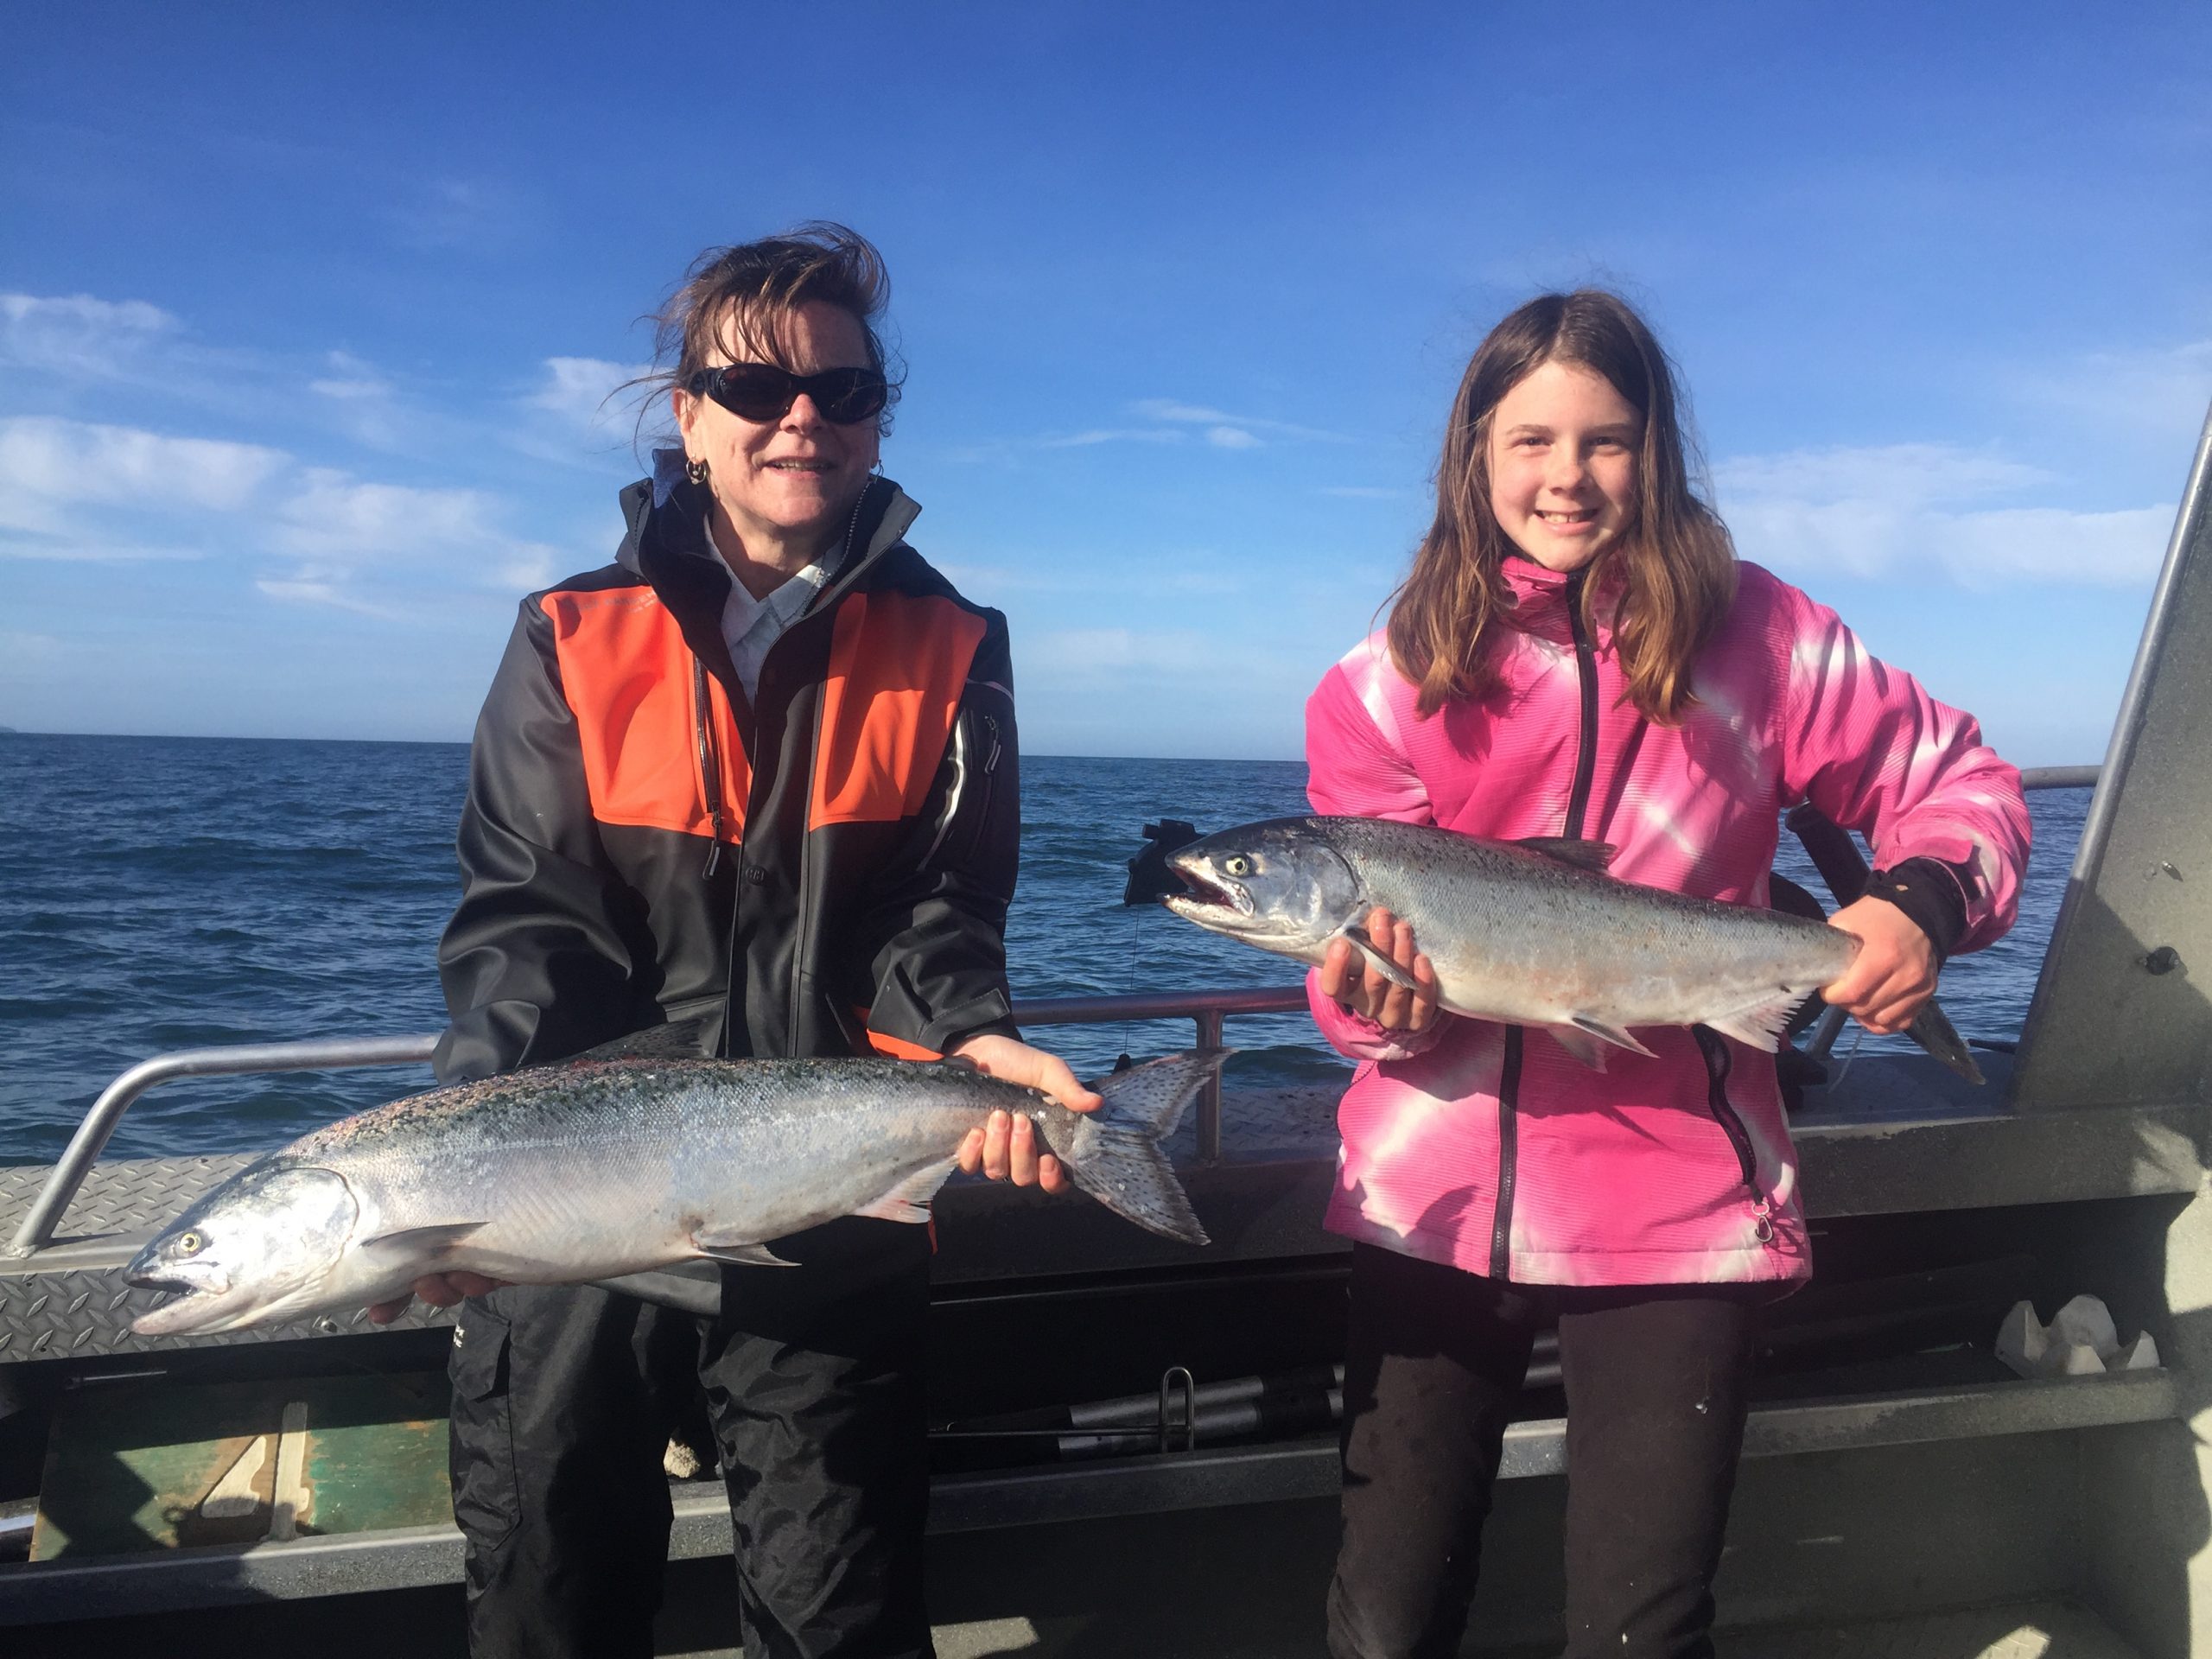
[693,656,727,879]
[785,487,876,1050]
[1489,1027,1524,1279]
[1494,571,1601,1281]
[1562,570,1599,840]
[1693,1027,1775,1243]
[969,713,1003,862]
[922,709,1003,869]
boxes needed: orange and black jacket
[432,468,1020,1083]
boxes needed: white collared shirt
[715,539,842,702]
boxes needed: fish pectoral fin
[1567,1016,1657,1060]
[1339,924,1421,991]
[1513,836,1618,874]
[688,1230,798,1268]
[357,1222,487,1261]
[1702,992,1802,1052]
[855,1161,957,1224]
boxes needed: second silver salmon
[1162,816,1980,1081]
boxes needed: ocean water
[0,733,2085,1166]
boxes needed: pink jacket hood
[1305,557,2029,1286]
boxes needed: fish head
[126,1161,360,1337]
[1161,818,1364,960]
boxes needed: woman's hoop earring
[686,456,710,486]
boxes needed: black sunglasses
[683,363,889,426]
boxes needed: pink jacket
[1306,558,2029,1286]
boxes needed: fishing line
[1117,902,1138,1071]
[1828,1020,1869,1088]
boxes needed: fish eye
[177,1231,205,1255]
[1223,855,1252,877]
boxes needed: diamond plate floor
[1719,1601,2146,1659]
[921,1600,2151,1659]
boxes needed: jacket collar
[1498,551,1623,642]
[613,454,923,702]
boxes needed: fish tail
[1905,999,1986,1086]
[1061,1050,1228,1246]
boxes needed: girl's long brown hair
[1389,290,1735,722]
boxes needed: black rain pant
[1326,1243,1768,1659]
[445,1217,934,1659]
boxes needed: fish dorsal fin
[571,1015,717,1065]
[358,1221,486,1261]
[1515,836,1617,874]
[855,1160,957,1224]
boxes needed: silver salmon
[126,1050,1223,1336]
[1162,816,1980,1082]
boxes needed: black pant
[1327,1244,1764,1659]
[446,1218,935,1659]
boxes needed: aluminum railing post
[1195,1010,1225,1161]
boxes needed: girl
[1306,290,2029,1659]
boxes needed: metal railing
[3,988,1307,1260]
[5,763,2101,1261]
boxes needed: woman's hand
[949,1033,1102,1193]
[1319,907,1440,1033]
[1823,897,1939,1035]
[365,1270,505,1326]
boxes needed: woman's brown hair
[633,222,905,439]
[1388,289,1735,721]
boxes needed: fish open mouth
[124,1271,195,1297]
[1160,859,1250,918]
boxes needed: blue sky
[3,3,2207,765]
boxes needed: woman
[396,224,1084,1659]
[1306,290,2031,1658]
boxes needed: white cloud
[0,630,65,661]
[1206,425,1262,450]
[275,469,496,556]
[1131,397,1344,443]
[937,558,1245,599]
[392,176,531,251]
[1038,427,1188,449]
[0,292,180,378]
[262,468,569,607]
[0,416,287,526]
[253,575,396,617]
[530,356,652,428]
[0,530,205,563]
[1715,442,2171,588]
[0,409,571,607]
[308,351,393,402]
[2018,339,2212,442]
[1718,443,2049,508]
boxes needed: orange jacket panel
[540,588,752,843]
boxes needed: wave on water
[0,733,2083,1166]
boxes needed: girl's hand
[1319,907,1440,1033]
[949,1033,1101,1193]
[1822,897,1939,1035]
[365,1270,506,1325]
